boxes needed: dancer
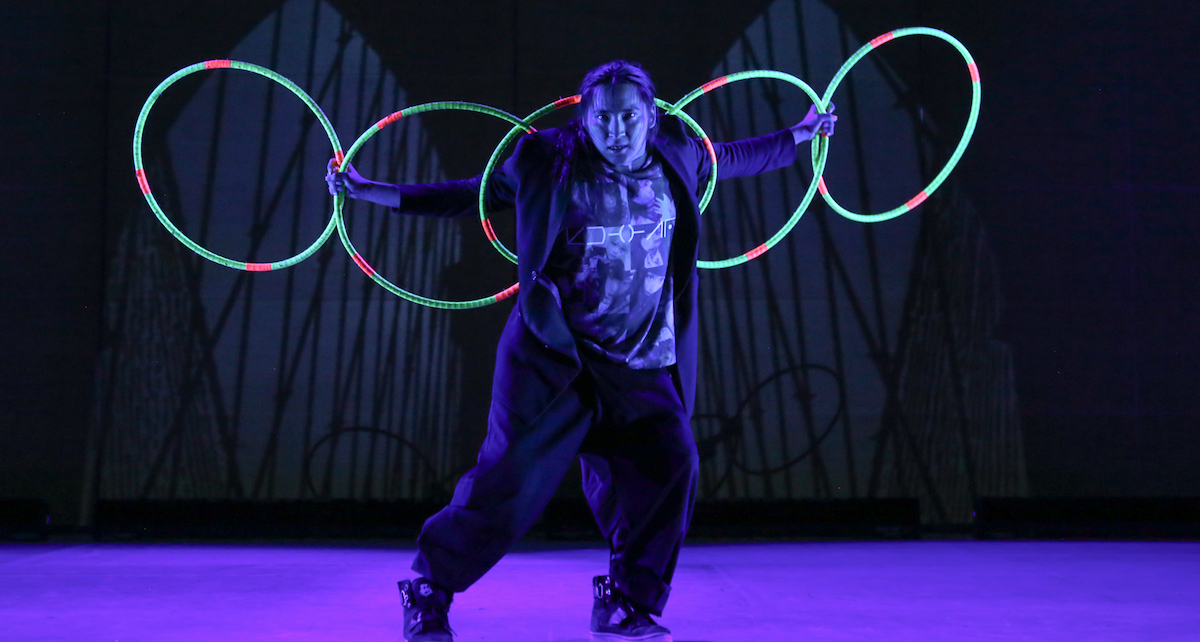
[326,60,835,642]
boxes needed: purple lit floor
[3,540,1199,641]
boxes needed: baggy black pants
[412,353,700,615]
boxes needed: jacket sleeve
[696,128,798,182]
[389,147,520,219]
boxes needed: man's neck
[602,149,653,175]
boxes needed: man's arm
[700,103,837,181]
[325,159,402,207]
[325,143,521,219]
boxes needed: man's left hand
[791,102,837,144]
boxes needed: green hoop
[132,59,343,271]
[137,27,980,308]
[817,27,981,223]
[336,101,528,309]
[668,70,831,269]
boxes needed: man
[327,60,836,642]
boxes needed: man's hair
[577,60,658,132]
[554,60,658,185]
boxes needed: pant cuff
[611,564,671,615]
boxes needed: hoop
[817,27,981,223]
[669,70,831,269]
[132,59,343,271]
[336,101,528,309]
[138,27,981,307]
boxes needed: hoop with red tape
[333,101,529,309]
[136,26,979,308]
[668,69,831,269]
[816,26,981,223]
[132,59,343,271]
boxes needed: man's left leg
[579,359,700,617]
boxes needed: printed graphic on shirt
[546,158,677,369]
[563,215,676,248]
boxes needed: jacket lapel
[543,179,568,268]
[653,132,701,298]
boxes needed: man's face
[586,82,653,170]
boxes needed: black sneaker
[590,575,673,642]
[398,578,454,641]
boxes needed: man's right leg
[412,380,595,592]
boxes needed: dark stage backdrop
[1,0,1196,527]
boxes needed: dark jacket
[394,116,797,423]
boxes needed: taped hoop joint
[204,59,232,70]
[246,263,272,272]
[135,168,150,195]
[375,112,404,130]
[701,136,717,164]
[351,252,375,277]
[869,32,895,48]
[701,77,729,93]
[905,190,929,211]
[553,95,582,109]
[745,244,769,260]
[495,283,520,302]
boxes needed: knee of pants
[663,437,700,482]
[683,440,700,478]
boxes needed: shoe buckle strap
[593,574,614,600]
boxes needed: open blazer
[392,116,798,424]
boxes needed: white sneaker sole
[590,633,672,642]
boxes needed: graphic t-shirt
[544,157,677,369]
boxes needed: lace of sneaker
[621,602,662,629]
[601,594,664,632]
[411,611,455,636]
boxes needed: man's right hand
[326,158,370,198]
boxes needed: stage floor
[2,540,1197,640]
